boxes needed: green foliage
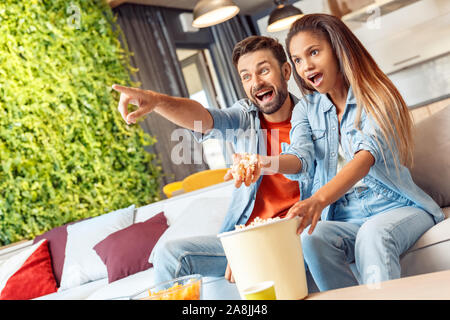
[0,0,162,245]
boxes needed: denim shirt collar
[320,86,357,113]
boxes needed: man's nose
[252,75,265,90]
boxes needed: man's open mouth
[307,72,323,86]
[254,88,275,103]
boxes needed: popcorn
[235,216,281,230]
[230,153,258,180]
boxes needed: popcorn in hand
[230,153,258,180]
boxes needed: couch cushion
[86,268,155,300]
[410,105,450,207]
[406,207,450,252]
[400,239,450,278]
[35,278,108,300]
[59,205,135,290]
[94,212,168,283]
[162,181,234,225]
[134,202,164,223]
[149,197,231,263]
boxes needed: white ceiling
[111,0,276,15]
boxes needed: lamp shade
[192,0,240,28]
[267,2,304,32]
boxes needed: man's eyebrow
[239,60,270,74]
[256,60,269,67]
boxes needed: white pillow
[162,181,234,225]
[134,202,164,223]
[149,197,230,263]
[163,197,199,226]
[59,205,135,290]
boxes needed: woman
[232,14,444,291]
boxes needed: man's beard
[252,79,288,114]
[252,85,288,115]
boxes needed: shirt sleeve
[281,98,315,181]
[190,102,246,144]
[346,110,391,166]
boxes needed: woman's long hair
[286,14,413,169]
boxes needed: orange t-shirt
[246,114,300,225]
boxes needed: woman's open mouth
[254,88,275,103]
[307,72,323,87]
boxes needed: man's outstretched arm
[112,84,213,133]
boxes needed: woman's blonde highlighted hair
[286,14,414,169]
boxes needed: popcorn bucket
[218,217,308,300]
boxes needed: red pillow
[94,212,168,283]
[0,240,58,300]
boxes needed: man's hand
[224,153,262,188]
[112,84,159,125]
[285,196,326,235]
[225,263,235,283]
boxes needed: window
[176,48,231,169]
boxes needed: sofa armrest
[406,206,450,252]
[0,240,34,263]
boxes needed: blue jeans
[152,235,320,293]
[301,186,435,291]
[153,235,228,283]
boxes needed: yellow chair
[162,181,184,198]
[182,168,229,193]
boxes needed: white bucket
[218,217,308,300]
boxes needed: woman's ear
[282,61,292,81]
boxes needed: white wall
[347,0,450,107]
[349,0,450,74]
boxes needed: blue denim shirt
[192,94,308,232]
[282,86,444,224]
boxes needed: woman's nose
[300,60,314,77]
[303,59,314,72]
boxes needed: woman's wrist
[259,154,302,174]
[310,192,328,210]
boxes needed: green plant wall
[0,0,162,245]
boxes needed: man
[112,36,310,286]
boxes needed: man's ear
[282,61,292,81]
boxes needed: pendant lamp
[192,0,240,28]
[267,0,304,32]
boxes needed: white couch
[0,181,241,300]
[39,181,242,300]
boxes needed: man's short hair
[232,36,287,68]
